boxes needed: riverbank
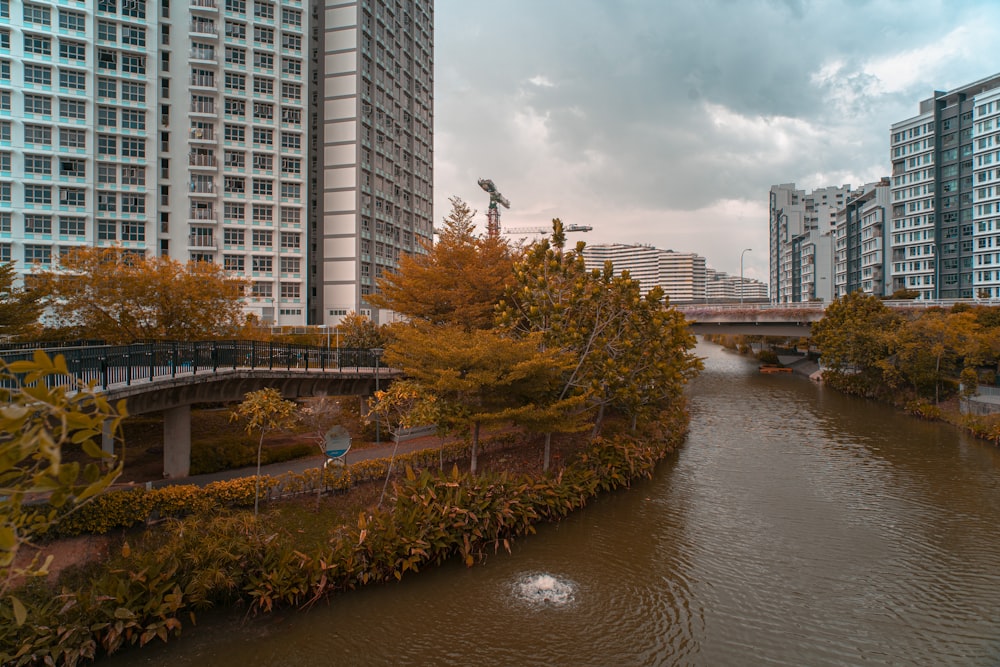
[3,409,689,665]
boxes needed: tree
[338,311,390,349]
[32,247,247,343]
[0,352,124,623]
[811,291,903,397]
[384,323,565,474]
[0,263,42,339]
[894,309,982,403]
[230,388,298,517]
[367,380,438,504]
[368,197,517,331]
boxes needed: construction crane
[478,178,510,238]
[503,223,594,235]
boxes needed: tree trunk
[543,432,552,472]
[471,421,480,476]
[378,433,402,507]
[591,403,605,439]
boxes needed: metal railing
[0,340,385,392]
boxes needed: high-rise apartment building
[889,74,1000,299]
[0,0,432,328]
[581,243,707,303]
[769,183,849,303]
[833,179,890,298]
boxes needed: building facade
[581,243,707,303]
[833,179,890,298]
[769,183,850,304]
[0,0,432,327]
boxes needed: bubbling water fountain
[511,572,577,608]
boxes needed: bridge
[675,300,978,336]
[0,340,396,479]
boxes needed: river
[106,341,1000,666]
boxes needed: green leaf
[10,595,27,627]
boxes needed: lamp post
[740,248,752,306]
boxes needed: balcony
[188,207,217,223]
[190,127,216,142]
[189,152,218,169]
[190,101,218,116]
[188,235,217,248]
[190,21,219,37]
[191,0,219,11]
[191,74,216,89]
[189,180,217,194]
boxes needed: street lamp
[740,248,752,306]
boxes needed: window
[25,154,51,175]
[98,21,117,41]
[60,187,85,207]
[224,176,245,194]
[281,7,301,26]
[122,165,145,185]
[281,107,300,125]
[225,47,246,66]
[225,72,246,92]
[0,151,8,171]
[251,281,272,298]
[0,213,9,232]
[122,82,145,102]
[98,78,117,99]
[24,64,51,85]
[121,222,144,241]
[122,25,146,47]
[280,182,300,199]
[24,3,51,25]
[122,109,145,130]
[280,256,299,273]
[24,34,51,55]
[281,34,301,51]
[60,217,85,236]
[0,59,8,81]
[98,107,117,128]
[253,128,272,145]
[0,181,8,202]
[98,49,117,70]
[60,98,86,120]
[0,92,7,111]
[253,1,273,19]
[0,122,9,141]
[252,153,272,170]
[226,0,246,13]
[224,202,245,221]
[24,95,52,115]
[224,254,244,271]
[252,229,272,247]
[0,243,9,263]
[60,10,86,31]
[281,83,301,101]
[225,150,245,168]
[252,255,272,272]
[224,228,245,245]
[24,214,52,234]
[253,102,273,120]
[253,52,273,70]
[122,55,146,75]
[24,245,52,265]
[226,98,246,117]
[252,205,272,223]
[252,179,272,196]
[59,66,88,89]
[280,207,300,225]
[24,124,52,146]
[121,194,144,214]
[60,41,86,61]
[225,21,246,39]
[98,220,116,240]
[280,231,300,248]
[97,163,116,184]
[98,135,117,156]
[59,158,85,177]
[60,128,85,149]
[224,125,245,142]
[281,158,301,175]
[25,185,53,205]
[254,26,274,44]
[280,133,301,150]
[280,282,300,299]
[281,58,301,77]
[253,77,273,95]
[122,0,145,20]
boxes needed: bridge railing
[0,340,385,392]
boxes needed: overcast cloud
[432,0,1000,281]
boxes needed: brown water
[105,341,1000,666]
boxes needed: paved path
[149,436,448,489]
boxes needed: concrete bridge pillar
[163,404,192,479]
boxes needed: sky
[431,0,1000,282]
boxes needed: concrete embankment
[778,355,822,381]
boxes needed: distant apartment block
[0,0,433,327]
[769,183,850,304]
[833,179,890,298]
[705,267,768,302]
[582,243,706,303]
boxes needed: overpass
[675,299,978,337]
[0,340,397,479]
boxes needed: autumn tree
[32,247,246,343]
[367,380,439,503]
[894,309,983,403]
[1,352,124,622]
[230,388,298,517]
[0,263,42,339]
[368,196,517,331]
[337,311,391,349]
[811,291,904,397]
[384,323,569,474]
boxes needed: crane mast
[478,178,510,238]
